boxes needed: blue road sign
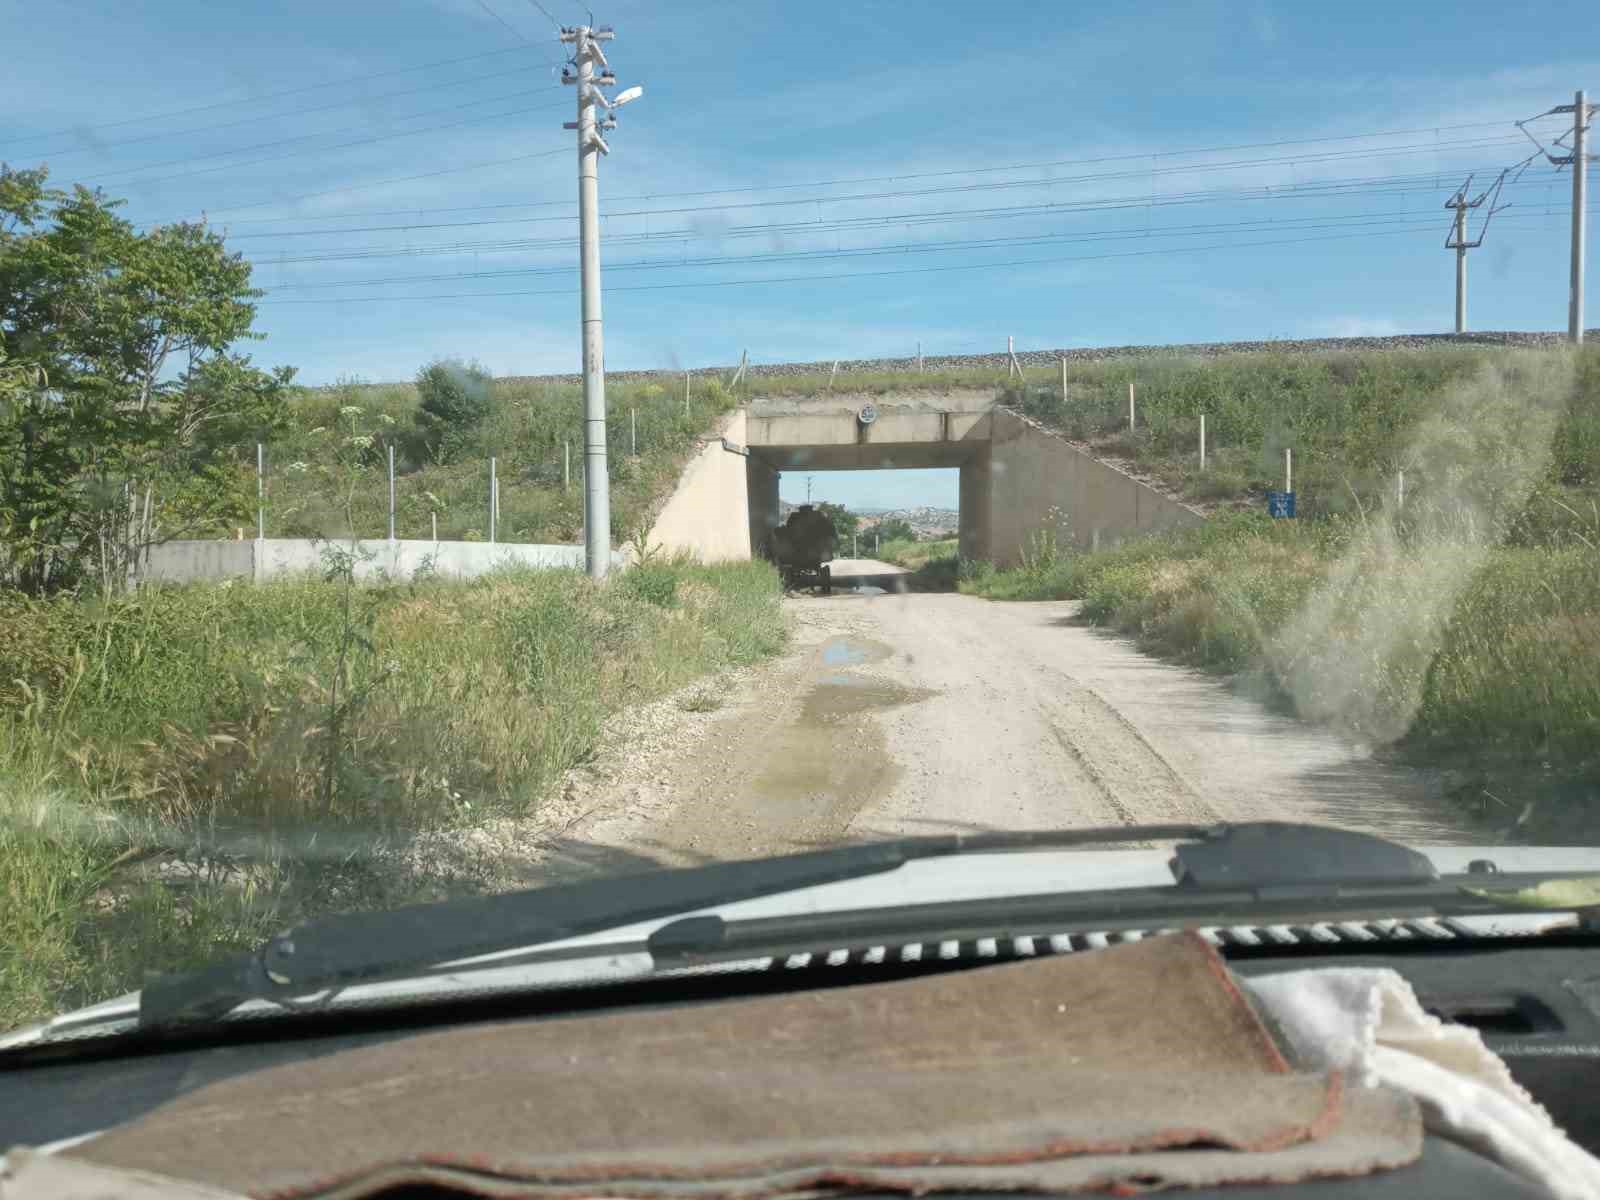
[1267,490,1296,519]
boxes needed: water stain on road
[749,648,935,809]
[648,634,938,858]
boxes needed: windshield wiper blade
[139,824,1210,1030]
[138,821,1434,1031]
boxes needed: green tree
[815,501,858,545]
[414,358,492,463]
[0,165,291,592]
[875,517,915,543]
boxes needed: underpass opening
[745,391,996,573]
[760,463,964,593]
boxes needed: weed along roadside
[0,559,785,1029]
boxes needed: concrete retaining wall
[139,539,258,583]
[643,409,756,562]
[986,408,1204,566]
[142,538,623,584]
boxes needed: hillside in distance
[859,506,960,538]
[778,499,958,539]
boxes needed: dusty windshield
[1,3,1596,1032]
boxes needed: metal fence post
[387,444,396,541]
[256,443,264,541]
[489,456,497,544]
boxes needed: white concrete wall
[643,409,755,562]
[137,539,256,583]
[142,538,624,584]
[987,409,1205,567]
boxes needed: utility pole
[561,23,643,577]
[1444,180,1483,334]
[1440,171,1508,335]
[1522,91,1596,344]
[1564,90,1592,344]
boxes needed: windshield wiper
[138,821,1423,1030]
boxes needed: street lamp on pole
[560,25,643,578]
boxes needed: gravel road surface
[510,566,1470,877]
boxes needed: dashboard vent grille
[768,918,1497,972]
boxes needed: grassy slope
[0,559,783,1028]
[876,537,959,570]
[996,345,1600,528]
[251,374,741,546]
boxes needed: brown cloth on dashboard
[63,932,1421,1198]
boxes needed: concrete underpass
[645,389,1205,567]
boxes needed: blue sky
[2,0,1595,511]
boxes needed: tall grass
[0,559,784,1028]
[963,512,1600,762]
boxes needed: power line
[142,119,1528,227]
[240,164,1556,265]
[179,147,570,216]
[237,168,1521,253]
[82,86,562,184]
[523,0,564,29]
[217,139,1526,244]
[474,0,535,43]
[260,207,1576,292]
[24,62,543,161]
[0,46,541,150]
[89,96,571,192]
[190,159,1511,231]
[255,223,1559,306]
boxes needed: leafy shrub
[619,562,680,608]
[415,359,493,462]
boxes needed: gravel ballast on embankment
[500,330,1599,389]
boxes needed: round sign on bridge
[858,403,878,426]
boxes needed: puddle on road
[804,675,935,724]
[820,635,894,667]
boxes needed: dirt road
[518,564,1471,878]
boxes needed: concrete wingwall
[643,408,759,562]
[986,408,1205,566]
[141,538,621,584]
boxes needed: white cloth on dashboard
[1247,967,1600,1200]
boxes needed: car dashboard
[5,926,1600,1198]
